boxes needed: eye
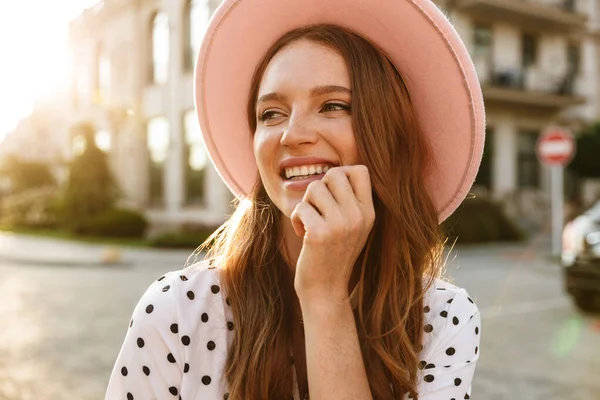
[258,110,284,122]
[321,102,351,113]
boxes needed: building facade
[25,0,600,229]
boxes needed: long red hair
[198,24,445,400]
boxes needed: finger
[303,180,338,218]
[290,201,325,238]
[321,167,356,207]
[340,165,373,208]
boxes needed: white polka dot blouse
[106,259,481,400]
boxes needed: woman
[106,1,485,399]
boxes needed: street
[0,234,598,400]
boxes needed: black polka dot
[169,386,178,395]
[145,304,154,314]
[207,341,216,350]
[127,393,134,400]
[208,259,214,266]
[451,398,456,400]
[447,298,454,304]
[202,375,212,385]
[440,311,448,318]
[129,319,133,328]
[475,326,479,335]
[423,305,430,313]
[226,297,231,306]
[201,313,209,323]
[446,347,456,356]
[121,367,128,376]
[180,275,188,281]
[167,353,176,363]
[137,338,145,348]
[455,378,462,386]
[162,285,170,292]
[184,363,189,373]
[444,365,451,368]
[223,394,229,400]
[424,374,434,382]
[158,276,166,281]
[475,346,478,354]
[418,361,426,369]
[182,336,191,346]
[211,285,220,294]
[468,297,473,303]
[424,324,433,333]
[170,323,178,334]
[227,321,234,331]
[187,291,195,300]
[465,394,470,399]
[143,366,150,376]
[436,287,446,290]
[453,317,460,325]
[424,363,435,369]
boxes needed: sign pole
[551,165,564,257]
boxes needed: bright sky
[0,0,99,141]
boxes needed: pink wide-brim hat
[194,0,485,223]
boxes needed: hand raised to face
[290,165,375,301]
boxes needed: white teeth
[283,163,334,179]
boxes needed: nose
[280,111,318,147]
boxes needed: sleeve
[414,287,481,400]
[105,271,185,400]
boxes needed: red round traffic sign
[536,127,576,167]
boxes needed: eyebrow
[256,85,351,105]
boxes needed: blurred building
[438,0,599,229]
[8,0,595,230]
[67,0,232,229]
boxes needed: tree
[59,122,120,229]
[568,122,600,178]
[0,155,56,194]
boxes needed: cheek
[253,130,276,176]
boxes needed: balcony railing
[474,59,586,108]
[455,0,588,32]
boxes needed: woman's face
[253,39,359,218]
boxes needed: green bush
[150,225,217,249]
[0,156,57,194]
[442,196,525,244]
[0,186,61,229]
[59,123,120,231]
[76,209,148,238]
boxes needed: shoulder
[130,259,227,334]
[420,279,481,362]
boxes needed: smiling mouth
[281,163,338,180]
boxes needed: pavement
[0,231,196,268]
[0,231,598,400]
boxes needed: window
[517,132,540,189]
[184,0,211,71]
[151,12,170,84]
[473,24,492,61]
[183,110,208,204]
[567,43,581,75]
[147,117,170,205]
[521,33,538,68]
[97,47,111,104]
[95,130,112,152]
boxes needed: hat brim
[194,0,485,223]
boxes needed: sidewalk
[0,232,196,268]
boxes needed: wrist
[298,294,354,323]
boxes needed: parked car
[562,200,600,311]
